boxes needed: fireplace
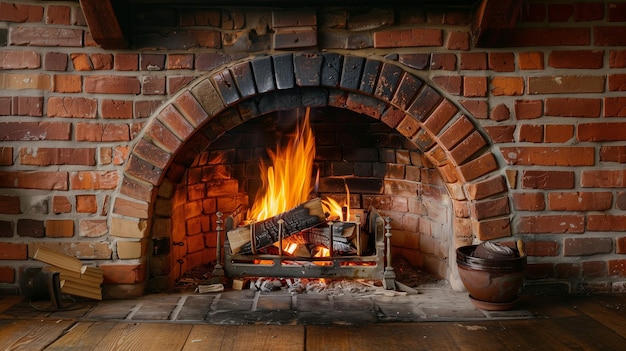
[115,52,510,294]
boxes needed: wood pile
[33,246,103,300]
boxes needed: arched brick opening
[111,52,512,293]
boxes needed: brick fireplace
[1,0,626,299]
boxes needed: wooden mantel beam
[79,0,128,49]
[472,0,523,48]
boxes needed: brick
[515,100,543,120]
[545,124,574,143]
[0,3,43,22]
[525,241,559,257]
[438,116,474,150]
[600,146,626,163]
[84,76,141,94]
[0,171,68,190]
[273,28,317,49]
[581,261,605,278]
[491,77,524,96]
[53,74,81,93]
[457,153,498,182]
[47,97,97,118]
[500,146,594,166]
[52,196,71,214]
[101,263,146,284]
[145,120,182,153]
[580,170,626,188]
[141,76,167,95]
[618,237,626,254]
[75,123,130,142]
[577,122,626,141]
[0,243,27,260]
[125,155,162,186]
[0,267,15,283]
[19,147,96,166]
[608,3,626,21]
[547,192,613,211]
[45,52,67,71]
[46,5,71,25]
[470,196,510,220]
[548,4,573,22]
[0,147,11,166]
[117,240,146,259]
[520,3,545,22]
[449,131,487,165]
[13,96,44,116]
[459,100,488,118]
[587,214,626,232]
[0,73,51,90]
[609,74,626,91]
[528,76,605,94]
[79,219,108,237]
[431,76,461,95]
[473,217,511,241]
[430,53,456,70]
[462,76,487,97]
[605,97,626,117]
[70,53,92,71]
[0,195,20,214]
[70,171,119,190]
[574,2,604,21]
[548,50,604,69]
[10,27,83,47]
[17,219,44,238]
[195,52,231,72]
[168,76,195,95]
[512,192,545,211]
[484,125,515,143]
[518,52,544,70]
[113,197,149,219]
[76,194,97,213]
[110,217,148,239]
[133,139,171,170]
[446,31,469,50]
[422,100,457,135]
[89,53,113,70]
[114,53,138,71]
[506,28,589,46]
[522,170,574,189]
[594,26,626,46]
[373,28,442,48]
[460,53,487,70]
[0,50,40,69]
[488,52,514,72]
[45,219,74,238]
[517,215,585,234]
[609,260,626,277]
[519,124,543,143]
[101,99,133,119]
[167,54,194,69]
[564,238,613,256]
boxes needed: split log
[227,197,325,254]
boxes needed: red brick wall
[1,1,625,297]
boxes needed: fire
[248,108,316,222]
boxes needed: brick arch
[112,52,512,248]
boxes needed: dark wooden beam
[472,0,523,48]
[79,0,128,49]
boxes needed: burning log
[227,197,326,254]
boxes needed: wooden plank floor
[0,294,624,351]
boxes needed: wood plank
[307,323,457,351]
[495,319,588,351]
[444,322,529,351]
[550,315,626,351]
[46,321,118,351]
[564,294,626,338]
[183,325,305,351]
[0,319,74,351]
[517,295,583,319]
[78,0,128,49]
[91,322,192,350]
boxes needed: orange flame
[248,108,316,222]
